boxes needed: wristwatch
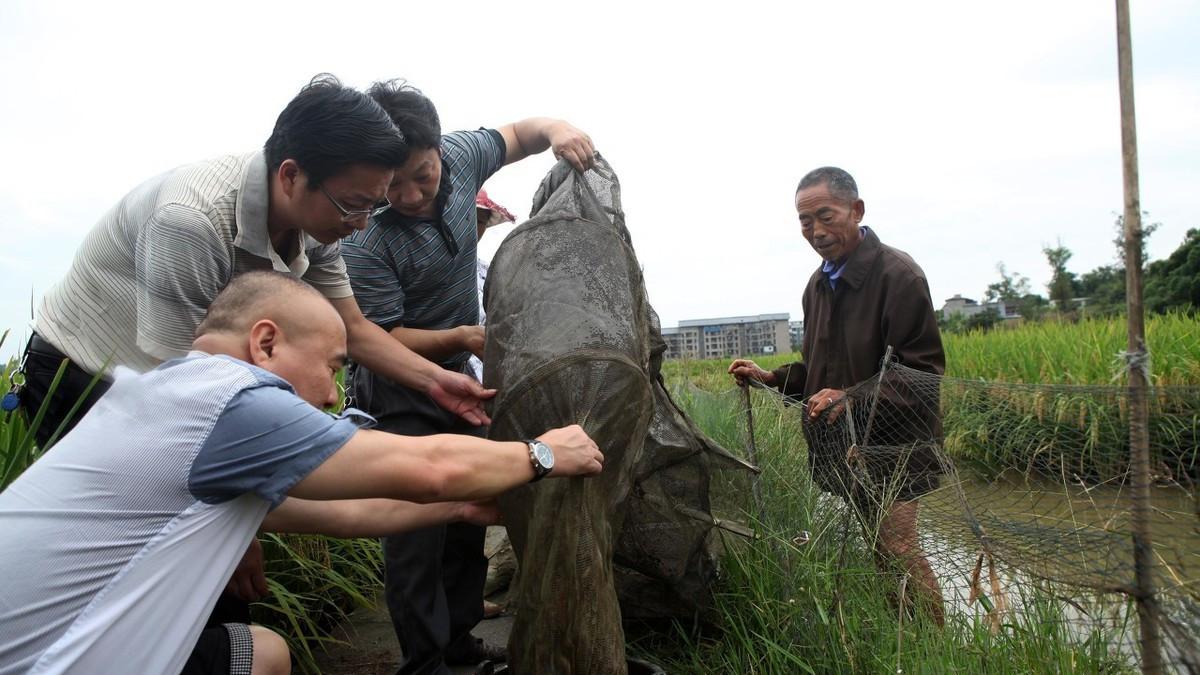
[524,439,555,482]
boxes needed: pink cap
[475,189,517,229]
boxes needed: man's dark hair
[797,166,859,203]
[196,271,324,337]
[366,79,442,150]
[264,73,409,188]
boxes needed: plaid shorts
[182,623,253,675]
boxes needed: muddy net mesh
[483,156,754,674]
[713,359,1200,672]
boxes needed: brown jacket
[771,228,944,404]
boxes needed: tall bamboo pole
[1114,1,1162,671]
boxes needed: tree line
[941,213,1199,333]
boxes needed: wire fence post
[1114,0,1163,671]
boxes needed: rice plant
[635,384,1137,674]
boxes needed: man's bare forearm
[389,325,474,362]
[288,425,601,505]
[288,431,535,503]
[263,497,463,538]
[331,296,437,392]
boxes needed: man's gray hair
[797,166,859,203]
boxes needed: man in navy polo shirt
[342,79,595,673]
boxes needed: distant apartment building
[940,294,1021,320]
[788,320,805,350]
[662,313,791,360]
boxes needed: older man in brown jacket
[729,166,945,624]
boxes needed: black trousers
[20,334,112,449]
[378,409,487,675]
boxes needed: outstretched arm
[289,424,604,504]
[498,118,595,172]
[263,497,500,538]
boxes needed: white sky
[1,0,1197,362]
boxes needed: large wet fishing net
[482,156,755,674]
[704,357,1200,672]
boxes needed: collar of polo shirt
[233,151,315,277]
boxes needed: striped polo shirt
[342,129,505,338]
[34,152,353,377]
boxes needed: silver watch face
[533,441,555,469]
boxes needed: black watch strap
[524,439,552,482]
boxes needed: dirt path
[316,528,516,674]
[313,597,513,675]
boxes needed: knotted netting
[483,156,754,674]
[720,357,1200,671]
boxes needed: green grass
[253,534,383,673]
[942,312,1200,386]
[665,313,1200,389]
[663,314,1200,480]
[631,384,1136,674]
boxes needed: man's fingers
[577,141,596,170]
[566,147,587,172]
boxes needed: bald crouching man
[0,271,603,675]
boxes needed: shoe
[445,635,506,667]
[474,661,508,675]
[482,599,505,619]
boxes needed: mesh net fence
[483,156,754,674]
[710,359,1200,672]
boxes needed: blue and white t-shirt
[0,353,364,675]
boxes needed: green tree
[1017,293,1050,321]
[937,310,967,335]
[1112,210,1160,268]
[984,263,1044,319]
[965,307,1002,332]
[1145,228,1200,314]
[1077,265,1125,317]
[1043,240,1080,313]
[983,263,1031,303]
[1075,211,1161,316]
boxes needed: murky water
[916,471,1200,669]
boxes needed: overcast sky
[1,0,1196,363]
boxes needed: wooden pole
[1114,1,1162,672]
[740,384,764,524]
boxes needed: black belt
[28,333,69,361]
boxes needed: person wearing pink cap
[468,189,516,383]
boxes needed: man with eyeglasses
[16,74,497,634]
[341,79,596,673]
[0,271,605,675]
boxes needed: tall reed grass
[633,385,1135,673]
